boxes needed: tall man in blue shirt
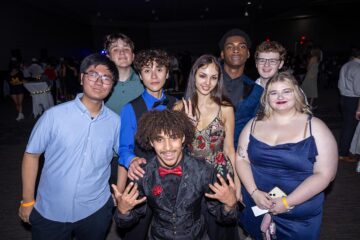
[19,54,120,240]
[117,49,176,240]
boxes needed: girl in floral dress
[174,54,240,240]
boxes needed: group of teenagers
[19,28,338,240]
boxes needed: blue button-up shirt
[119,90,168,168]
[26,94,120,222]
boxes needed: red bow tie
[158,166,182,177]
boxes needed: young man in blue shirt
[19,54,120,240]
[116,49,176,240]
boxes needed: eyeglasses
[84,71,113,85]
[257,58,281,66]
[268,88,294,98]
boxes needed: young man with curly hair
[116,49,177,240]
[112,110,237,239]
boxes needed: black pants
[30,197,114,240]
[339,95,359,156]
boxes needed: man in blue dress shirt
[116,49,176,240]
[18,53,120,240]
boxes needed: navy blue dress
[240,116,324,240]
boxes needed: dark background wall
[1,2,358,70]
[1,2,92,68]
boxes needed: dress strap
[303,114,313,138]
[250,118,257,134]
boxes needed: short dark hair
[80,53,119,82]
[103,33,135,53]
[219,28,252,50]
[133,49,170,73]
[136,110,195,150]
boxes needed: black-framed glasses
[84,71,113,85]
[257,58,281,66]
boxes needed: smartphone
[268,187,287,199]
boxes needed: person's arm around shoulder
[236,119,273,210]
[118,104,142,191]
[172,100,184,111]
[270,117,338,214]
[19,153,41,224]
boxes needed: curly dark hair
[133,49,170,73]
[136,110,195,150]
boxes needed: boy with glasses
[19,53,120,240]
[234,41,286,147]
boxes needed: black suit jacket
[114,154,237,240]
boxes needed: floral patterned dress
[188,112,234,177]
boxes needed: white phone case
[268,186,287,199]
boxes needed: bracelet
[20,200,35,207]
[281,197,290,209]
[250,188,258,197]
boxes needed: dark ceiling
[21,0,359,24]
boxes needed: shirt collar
[142,89,165,104]
[74,93,105,119]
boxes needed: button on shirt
[26,93,120,222]
[119,90,169,168]
[223,70,254,107]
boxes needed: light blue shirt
[26,94,120,222]
[118,90,168,168]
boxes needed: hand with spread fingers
[205,174,237,212]
[182,98,198,125]
[128,157,147,180]
[112,183,146,215]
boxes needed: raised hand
[205,174,237,211]
[111,183,146,215]
[182,98,198,125]
[128,157,147,180]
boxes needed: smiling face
[267,81,296,113]
[256,52,284,82]
[150,131,184,168]
[139,61,168,98]
[221,36,250,69]
[195,62,219,96]
[81,64,114,102]
[107,39,134,69]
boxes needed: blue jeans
[30,197,114,240]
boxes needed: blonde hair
[258,71,311,120]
